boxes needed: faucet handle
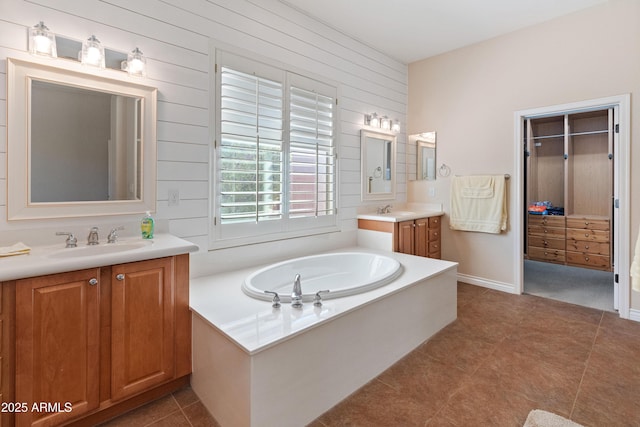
[107,226,125,243]
[313,290,330,307]
[264,291,281,309]
[56,231,78,248]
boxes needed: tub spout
[291,274,303,308]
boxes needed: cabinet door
[414,218,429,257]
[396,220,415,255]
[111,258,174,401]
[15,269,100,427]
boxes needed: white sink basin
[385,211,417,216]
[46,241,152,259]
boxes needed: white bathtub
[242,251,402,302]
[190,248,458,427]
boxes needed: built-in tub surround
[242,251,402,302]
[190,247,457,427]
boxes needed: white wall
[0,0,407,273]
[407,0,640,307]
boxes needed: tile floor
[104,282,640,427]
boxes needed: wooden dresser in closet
[566,216,610,271]
[527,215,566,264]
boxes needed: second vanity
[357,206,444,259]
[0,231,198,427]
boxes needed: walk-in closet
[523,108,615,311]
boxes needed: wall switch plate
[168,189,180,206]
[428,187,436,198]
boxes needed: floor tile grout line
[568,311,604,421]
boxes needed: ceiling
[280,0,608,64]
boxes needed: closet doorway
[514,95,631,318]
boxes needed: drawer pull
[116,274,125,281]
[543,240,548,246]
[585,222,590,226]
[585,257,590,261]
[585,233,589,238]
[585,245,590,250]
[88,278,98,286]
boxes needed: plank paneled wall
[0,0,407,253]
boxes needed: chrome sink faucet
[377,204,392,214]
[291,274,303,308]
[87,227,100,245]
[107,226,125,243]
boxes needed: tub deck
[189,246,458,427]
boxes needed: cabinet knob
[585,233,589,238]
[116,274,125,281]
[88,278,98,286]
[585,257,590,261]
[585,222,590,226]
[585,245,590,250]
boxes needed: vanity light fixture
[121,47,147,77]
[80,35,105,68]
[364,113,401,133]
[28,21,57,58]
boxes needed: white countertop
[0,233,199,281]
[190,246,457,355]
[357,209,443,222]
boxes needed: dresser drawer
[528,247,565,263]
[528,215,565,227]
[566,228,609,243]
[528,236,565,250]
[528,225,566,239]
[428,216,441,229]
[428,241,440,254]
[566,240,609,255]
[566,217,609,231]
[566,252,610,270]
[428,228,440,241]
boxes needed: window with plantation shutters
[213,51,338,246]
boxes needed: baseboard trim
[457,273,517,294]
[628,308,640,322]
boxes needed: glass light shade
[80,35,105,68]
[28,22,57,58]
[121,47,147,76]
[392,120,401,133]
[366,113,380,128]
[381,116,391,130]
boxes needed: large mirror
[407,132,436,181]
[7,57,157,220]
[361,129,396,201]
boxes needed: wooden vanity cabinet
[358,215,442,259]
[396,216,441,259]
[3,254,191,427]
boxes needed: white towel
[631,226,640,292]
[450,175,507,234]
[0,242,31,257]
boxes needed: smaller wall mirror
[7,57,157,220]
[407,132,437,181]
[361,129,396,201]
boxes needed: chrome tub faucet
[291,274,303,308]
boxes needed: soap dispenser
[141,211,155,239]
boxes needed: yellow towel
[0,242,31,257]
[631,226,640,292]
[450,175,507,234]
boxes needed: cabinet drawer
[428,228,440,241]
[429,241,440,254]
[428,216,441,228]
[566,252,610,270]
[428,251,441,260]
[566,228,609,243]
[566,217,609,231]
[528,236,565,250]
[528,247,565,263]
[528,215,565,227]
[566,240,609,255]
[528,225,566,239]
